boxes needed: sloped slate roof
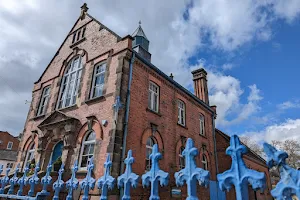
[132,25,148,40]
[0,150,18,161]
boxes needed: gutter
[119,52,135,199]
[212,113,219,197]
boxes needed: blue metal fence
[0,135,299,200]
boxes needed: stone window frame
[177,99,186,126]
[79,130,96,170]
[202,154,208,170]
[145,136,157,171]
[6,141,13,150]
[179,146,185,169]
[72,26,87,44]
[89,62,107,99]
[199,114,205,136]
[36,86,51,116]
[24,143,35,171]
[57,56,83,109]
[148,81,159,113]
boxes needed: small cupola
[132,21,151,62]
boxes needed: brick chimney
[191,68,209,104]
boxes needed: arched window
[179,146,185,169]
[145,137,156,171]
[51,141,63,164]
[57,56,83,109]
[79,131,96,169]
[24,143,35,170]
[202,155,208,170]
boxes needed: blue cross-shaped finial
[66,160,79,200]
[28,162,41,197]
[142,144,169,200]
[118,150,139,200]
[0,166,10,194]
[80,157,96,200]
[263,142,300,199]
[175,138,210,199]
[38,159,53,196]
[217,135,266,200]
[53,163,65,200]
[8,164,20,194]
[17,164,29,196]
[97,154,116,200]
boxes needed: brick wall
[0,131,19,151]
[124,57,217,199]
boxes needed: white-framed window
[178,100,186,126]
[145,137,156,171]
[90,63,106,99]
[179,146,185,169]
[79,131,96,169]
[148,82,159,112]
[24,143,35,170]
[200,114,205,135]
[7,141,13,150]
[37,86,51,116]
[202,155,208,170]
[57,56,82,109]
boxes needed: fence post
[66,160,79,200]
[17,164,29,196]
[217,135,266,200]
[38,160,52,196]
[142,144,169,200]
[28,162,41,197]
[0,166,10,194]
[80,157,95,200]
[53,163,65,200]
[97,154,115,200]
[8,164,20,194]
[118,150,139,200]
[174,138,210,199]
[263,142,300,198]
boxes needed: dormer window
[72,26,86,44]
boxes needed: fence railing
[0,135,299,200]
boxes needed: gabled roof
[35,12,121,84]
[38,111,78,128]
[132,24,148,40]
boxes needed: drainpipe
[119,52,135,199]
[212,112,219,198]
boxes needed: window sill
[76,170,88,175]
[85,96,106,105]
[199,134,207,139]
[31,114,46,121]
[58,104,78,112]
[146,108,162,117]
[177,123,188,130]
[70,37,86,48]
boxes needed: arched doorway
[51,141,63,164]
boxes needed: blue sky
[0,0,299,144]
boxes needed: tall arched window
[199,114,205,135]
[24,143,35,170]
[57,56,83,109]
[202,155,208,170]
[179,146,185,169]
[79,131,96,169]
[145,137,156,171]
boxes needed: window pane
[83,145,90,155]
[86,132,96,141]
[81,156,88,168]
[89,144,95,154]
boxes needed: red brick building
[0,131,20,174]
[17,4,271,199]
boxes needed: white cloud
[277,101,300,110]
[243,119,300,143]
[221,63,235,71]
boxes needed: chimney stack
[191,68,209,104]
